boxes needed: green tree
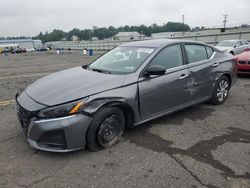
[34,22,191,42]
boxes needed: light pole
[223,14,228,31]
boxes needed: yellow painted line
[0,100,15,106]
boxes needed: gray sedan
[215,39,250,55]
[16,39,237,152]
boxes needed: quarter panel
[212,52,237,87]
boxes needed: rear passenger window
[150,44,183,69]
[241,41,248,45]
[206,46,214,58]
[185,44,208,63]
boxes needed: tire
[229,51,234,55]
[209,75,230,105]
[86,107,125,151]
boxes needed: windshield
[88,46,155,74]
[216,41,235,47]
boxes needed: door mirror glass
[145,65,166,76]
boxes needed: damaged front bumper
[25,114,92,152]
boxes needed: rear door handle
[179,74,189,80]
[213,62,219,67]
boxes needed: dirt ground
[0,51,250,188]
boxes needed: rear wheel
[209,75,230,105]
[86,107,125,151]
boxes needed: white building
[114,32,146,41]
[151,29,222,39]
[0,43,19,52]
[151,28,250,39]
[0,39,43,51]
[71,35,79,41]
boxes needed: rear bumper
[25,114,92,152]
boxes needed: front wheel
[209,75,230,105]
[86,107,125,151]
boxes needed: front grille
[16,103,33,137]
[238,61,246,65]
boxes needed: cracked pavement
[0,52,250,188]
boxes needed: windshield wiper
[88,67,111,74]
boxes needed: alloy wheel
[216,79,229,102]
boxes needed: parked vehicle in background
[215,40,250,55]
[36,46,49,52]
[26,48,35,52]
[235,49,250,75]
[16,39,237,152]
[45,44,53,50]
[0,44,20,54]
[11,48,27,54]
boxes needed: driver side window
[150,44,183,69]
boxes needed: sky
[0,0,250,37]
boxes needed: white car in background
[26,48,35,52]
[215,40,250,55]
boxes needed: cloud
[0,0,249,36]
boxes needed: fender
[82,97,132,115]
[82,97,135,128]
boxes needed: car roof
[120,39,206,48]
[220,40,239,43]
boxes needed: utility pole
[89,30,92,42]
[223,14,228,31]
[182,14,185,36]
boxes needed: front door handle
[213,62,219,67]
[179,74,189,80]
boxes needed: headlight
[36,98,88,119]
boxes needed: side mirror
[82,64,89,69]
[145,65,166,76]
[234,44,240,48]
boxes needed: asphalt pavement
[0,51,249,188]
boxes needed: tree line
[1,23,250,43]
[0,22,190,42]
[34,22,191,42]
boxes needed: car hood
[235,51,250,61]
[25,67,127,106]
